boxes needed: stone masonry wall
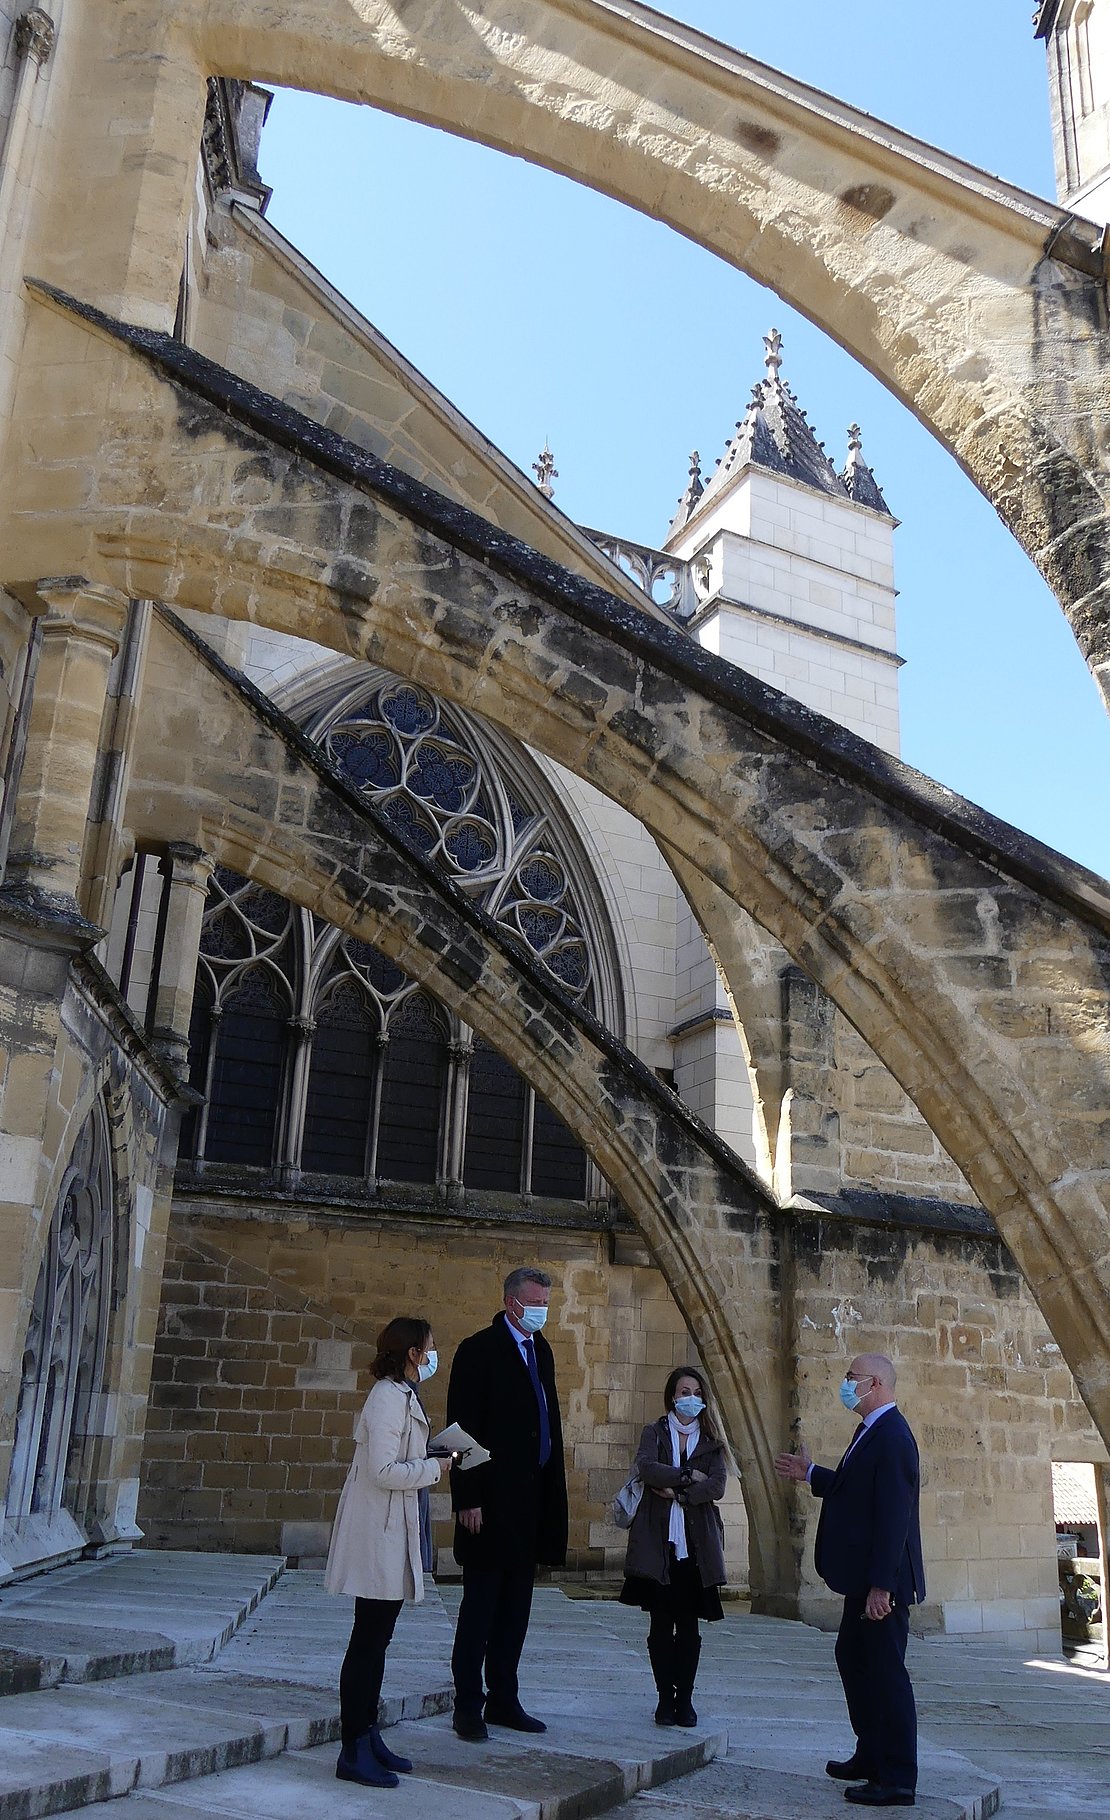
[189,208,636,610]
[139,1204,750,1581]
[783,1207,1106,1651]
[833,1015,976,1204]
[782,966,976,1207]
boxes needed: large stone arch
[131,605,794,1601]
[15,1,1110,697]
[12,295,1110,1454]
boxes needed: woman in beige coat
[325,1315,451,1789]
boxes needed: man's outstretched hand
[773,1444,813,1482]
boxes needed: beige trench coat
[324,1378,441,1602]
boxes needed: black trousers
[646,1556,702,1700]
[834,1595,917,1791]
[339,1596,403,1750]
[451,1560,535,1712]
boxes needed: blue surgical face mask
[513,1299,548,1334]
[418,1349,438,1382]
[839,1377,864,1412]
[673,1395,705,1421]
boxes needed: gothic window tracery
[321,680,597,1006]
[8,1099,116,1529]
[181,668,620,1210]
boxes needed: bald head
[847,1353,896,1418]
[851,1353,896,1390]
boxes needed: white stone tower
[1036,1,1110,222]
[664,328,900,755]
[662,332,900,1175]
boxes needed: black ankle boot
[335,1741,400,1788]
[366,1724,412,1774]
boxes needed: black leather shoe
[827,1757,871,1781]
[654,1697,677,1726]
[844,1784,915,1807]
[484,1701,547,1733]
[452,1708,489,1742]
[673,1699,697,1728]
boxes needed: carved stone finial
[673,450,704,522]
[15,7,55,65]
[847,422,863,454]
[532,441,558,499]
[763,327,784,378]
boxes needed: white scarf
[666,1412,700,1561]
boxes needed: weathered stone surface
[24,302,1110,1465]
[130,607,793,1598]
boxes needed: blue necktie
[839,1423,867,1469]
[524,1337,552,1467]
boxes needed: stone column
[773,964,841,1201]
[443,1034,472,1205]
[3,578,129,928]
[520,1084,536,1198]
[0,9,56,434]
[280,1015,316,1182]
[146,843,215,1080]
[365,1032,388,1189]
[83,599,152,935]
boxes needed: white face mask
[511,1298,548,1334]
[418,1349,438,1382]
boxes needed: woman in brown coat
[619,1366,728,1727]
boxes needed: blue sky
[259,1,1110,878]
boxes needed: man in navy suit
[446,1267,567,1741]
[775,1354,924,1809]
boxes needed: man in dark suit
[446,1266,568,1741]
[775,1354,924,1809]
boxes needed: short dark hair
[372,1316,432,1382]
[503,1266,552,1300]
[663,1365,719,1442]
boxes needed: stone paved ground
[1,1557,1106,1818]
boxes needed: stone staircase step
[0,1567,1012,1820]
[204,1565,453,1703]
[30,1714,726,1820]
[627,1751,999,1820]
[0,1574,455,1820]
[0,1555,284,1695]
[0,1670,329,1820]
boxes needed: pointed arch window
[464,1038,527,1193]
[203,965,291,1167]
[8,1099,116,1531]
[531,1091,588,1200]
[376,992,448,1185]
[179,663,623,1214]
[302,975,379,1177]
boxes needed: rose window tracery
[322,680,595,1006]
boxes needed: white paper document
[430,1423,490,1469]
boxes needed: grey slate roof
[669,331,894,533]
[840,423,892,515]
